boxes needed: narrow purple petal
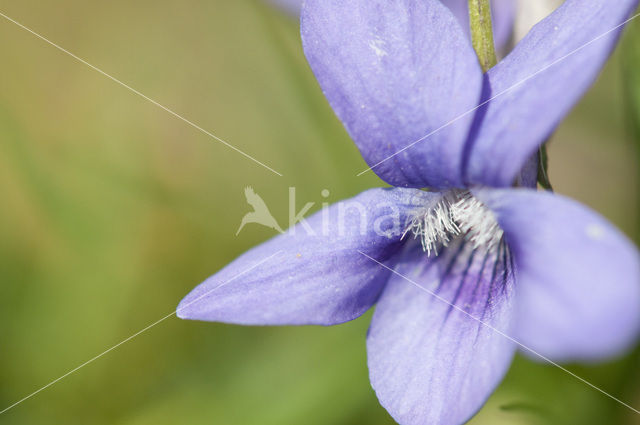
[479,189,640,361]
[466,0,639,187]
[301,0,482,189]
[178,188,435,326]
[441,0,516,52]
[367,239,516,425]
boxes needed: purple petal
[301,0,482,189]
[441,0,516,52]
[479,189,640,361]
[491,0,517,52]
[178,188,435,326]
[367,239,516,425]
[266,0,301,16]
[515,153,539,189]
[466,0,639,187]
[513,1,564,43]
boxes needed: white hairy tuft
[403,190,503,256]
[402,192,460,256]
[449,192,504,250]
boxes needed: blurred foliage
[622,11,640,168]
[0,1,638,424]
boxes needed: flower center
[403,190,503,256]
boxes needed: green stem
[468,0,497,72]
[537,143,554,191]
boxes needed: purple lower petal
[301,0,482,189]
[479,189,640,361]
[178,188,435,326]
[367,239,516,425]
[466,0,639,187]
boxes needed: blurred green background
[0,1,638,424]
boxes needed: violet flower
[440,0,516,53]
[179,1,640,424]
[266,0,303,16]
[269,0,516,53]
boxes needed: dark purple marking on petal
[367,238,516,425]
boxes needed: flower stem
[468,0,497,72]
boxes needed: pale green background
[0,1,638,424]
